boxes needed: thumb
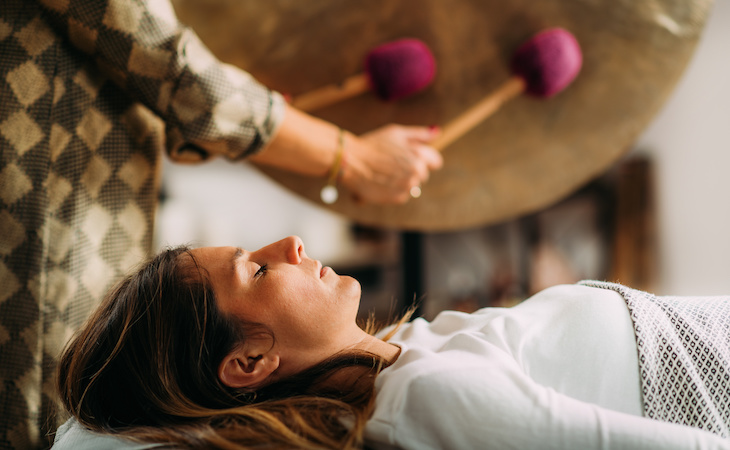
[416,144,443,170]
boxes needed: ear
[218,343,280,389]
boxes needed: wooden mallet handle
[290,74,370,112]
[431,76,526,151]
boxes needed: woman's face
[190,236,363,374]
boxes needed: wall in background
[633,0,730,295]
[156,157,356,264]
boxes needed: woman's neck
[354,333,401,364]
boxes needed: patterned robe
[0,1,285,448]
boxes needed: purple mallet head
[364,38,436,101]
[511,28,582,98]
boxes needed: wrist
[320,128,346,204]
[337,133,368,193]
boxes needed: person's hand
[248,105,442,205]
[340,125,443,204]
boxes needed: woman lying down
[52,236,730,449]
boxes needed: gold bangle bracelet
[320,128,345,204]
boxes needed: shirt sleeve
[385,363,730,450]
[37,0,286,162]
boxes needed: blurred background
[156,1,730,321]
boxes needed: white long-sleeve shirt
[366,284,730,449]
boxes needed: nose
[281,235,304,264]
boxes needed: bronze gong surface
[172,0,713,231]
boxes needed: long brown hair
[56,246,409,449]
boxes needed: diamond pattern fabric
[582,281,730,438]
[0,0,285,448]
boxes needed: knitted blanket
[580,281,730,437]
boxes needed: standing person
[0,1,442,448]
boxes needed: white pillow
[52,418,165,449]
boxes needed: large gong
[172,0,713,231]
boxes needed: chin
[340,276,362,303]
[346,276,362,294]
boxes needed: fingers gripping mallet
[431,28,582,151]
[291,38,436,112]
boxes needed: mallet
[431,28,582,151]
[290,38,436,112]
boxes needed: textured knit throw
[581,280,730,437]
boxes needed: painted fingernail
[429,125,440,133]
[283,93,293,103]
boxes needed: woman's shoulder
[377,341,526,406]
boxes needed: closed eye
[254,264,268,278]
